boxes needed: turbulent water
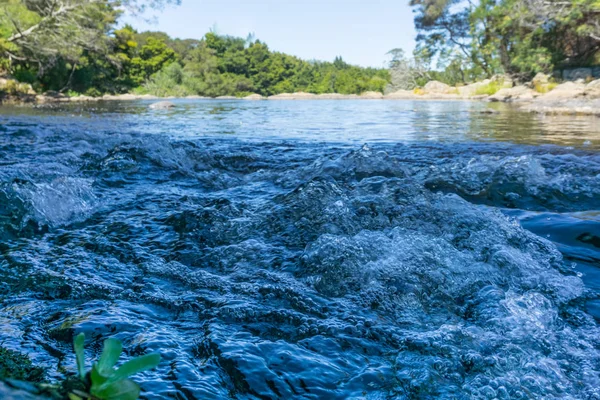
[1,100,599,399]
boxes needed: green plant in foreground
[69,333,160,400]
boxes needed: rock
[488,85,538,102]
[520,99,600,116]
[24,84,36,95]
[532,72,550,86]
[562,67,593,81]
[42,90,61,98]
[541,81,585,100]
[215,96,237,100]
[490,74,513,88]
[101,93,140,101]
[316,93,358,99]
[137,94,159,100]
[457,80,491,97]
[112,93,138,100]
[0,381,50,400]
[185,95,208,99]
[423,80,452,94]
[478,109,499,114]
[243,94,265,100]
[583,79,600,99]
[359,91,383,99]
[384,90,415,99]
[268,92,317,100]
[423,93,462,100]
[149,101,176,109]
[69,96,97,102]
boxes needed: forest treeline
[0,0,388,97]
[392,0,600,88]
[0,0,598,97]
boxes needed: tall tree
[0,0,179,75]
[410,0,600,79]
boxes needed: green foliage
[70,333,161,400]
[474,82,501,95]
[1,8,389,97]
[139,33,390,97]
[130,37,177,85]
[534,81,558,93]
[410,0,600,80]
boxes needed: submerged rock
[520,99,600,115]
[0,381,50,400]
[149,101,176,109]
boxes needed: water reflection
[1,99,599,149]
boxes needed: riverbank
[2,76,600,116]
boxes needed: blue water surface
[0,99,599,399]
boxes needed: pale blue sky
[123,0,416,68]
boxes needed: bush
[474,82,501,96]
[533,82,558,93]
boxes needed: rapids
[0,100,599,399]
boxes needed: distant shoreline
[2,80,600,116]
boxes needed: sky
[122,0,417,68]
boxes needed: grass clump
[474,82,501,96]
[413,87,425,95]
[534,82,558,93]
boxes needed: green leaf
[92,379,140,400]
[90,364,110,387]
[97,338,123,376]
[99,353,161,389]
[73,333,86,379]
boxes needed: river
[0,99,599,399]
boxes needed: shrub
[474,82,501,96]
[84,88,103,97]
[534,82,558,93]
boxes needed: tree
[130,36,176,84]
[0,0,179,76]
[409,0,600,80]
[386,48,432,90]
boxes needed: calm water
[1,100,599,399]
